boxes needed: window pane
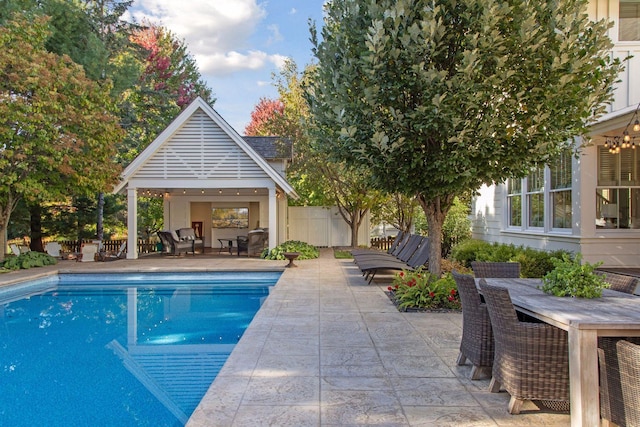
[528,193,544,227]
[598,147,619,186]
[509,195,522,227]
[508,178,521,194]
[619,148,640,185]
[527,168,544,192]
[620,0,640,41]
[552,190,572,228]
[551,152,572,189]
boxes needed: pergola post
[127,187,138,259]
[268,187,277,249]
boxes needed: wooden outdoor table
[480,278,640,427]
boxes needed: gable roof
[113,97,297,197]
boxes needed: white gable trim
[113,97,297,197]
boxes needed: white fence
[287,206,370,247]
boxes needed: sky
[127,0,326,133]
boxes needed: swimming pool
[0,271,281,427]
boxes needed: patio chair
[597,336,640,427]
[77,242,99,262]
[478,280,570,414]
[615,339,640,426]
[353,234,421,266]
[97,241,127,261]
[359,238,430,284]
[157,231,194,256]
[471,261,521,278]
[10,244,21,256]
[452,271,494,380]
[247,229,267,256]
[45,242,63,258]
[236,235,248,256]
[177,227,204,254]
[595,271,638,294]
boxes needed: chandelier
[604,103,640,154]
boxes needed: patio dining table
[481,278,640,427]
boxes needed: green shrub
[541,253,607,298]
[450,239,492,267]
[2,251,57,270]
[450,239,568,277]
[260,240,319,260]
[389,267,461,310]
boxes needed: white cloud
[266,24,283,45]
[289,8,297,15]
[130,0,270,75]
[195,51,288,76]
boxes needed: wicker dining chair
[598,336,640,427]
[595,271,638,294]
[478,280,570,414]
[452,271,494,380]
[616,339,640,426]
[471,261,521,278]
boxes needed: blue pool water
[0,271,280,427]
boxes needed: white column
[127,187,138,259]
[268,187,277,249]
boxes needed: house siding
[471,0,640,267]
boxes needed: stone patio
[0,249,571,426]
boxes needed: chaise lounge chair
[358,238,430,284]
[98,241,127,261]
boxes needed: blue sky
[127,0,326,133]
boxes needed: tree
[121,22,215,163]
[308,0,622,274]
[246,59,379,246]
[371,193,419,234]
[0,14,123,260]
[244,98,285,136]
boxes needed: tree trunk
[418,194,454,277]
[29,203,44,252]
[97,192,104,241]
[351,218,359,247]
[0,193,18,262]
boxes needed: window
[507,179,522,227]
[596,147,640,229]
[550,151,572,229]
[620,0,640,41]
[506,152,572,231]
[527,168,545,228]
[211,207,249,229]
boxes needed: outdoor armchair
[452,271,494,380]
[157,231,194,256]
[236,235,249,256]
[595,270,638,294]
[471,262,521,278]
[177,227,204,254]
[479,280,570,414]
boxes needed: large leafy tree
[0,15,123,260]
[244,98,285,136]
[121,22,215,163]
[247,59,379,246]
[308,0,622,274]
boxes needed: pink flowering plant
[388,267,461,311]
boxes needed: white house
[113,97,298,259]
[471,0,640,267]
